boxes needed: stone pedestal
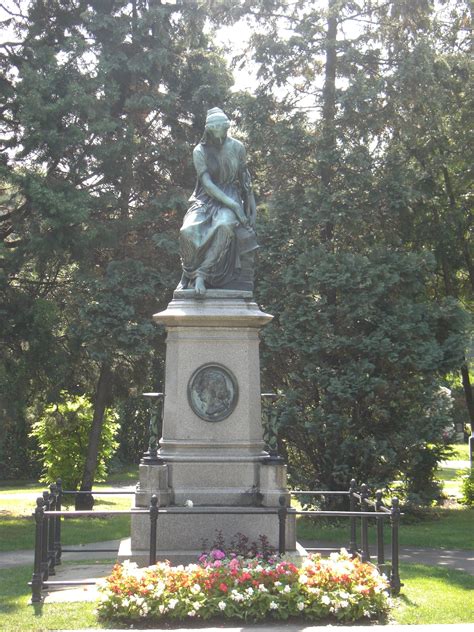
[122,290,299,564]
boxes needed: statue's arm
[201,172,242,216]
[193,145,247,225]
[238,145,257,228]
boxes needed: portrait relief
[188,364,238,422]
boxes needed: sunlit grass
[392,563,474,624]
[0,564,106,631]
[450,443,470,461]
[0,514,131,552]
[296,506,474,550]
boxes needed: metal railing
[29,478,402,602]
[290,479,402,594]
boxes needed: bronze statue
[177,108,258,295]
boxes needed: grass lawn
[0,564,105,631]
[392,563,474,624]
[0,514,131,552]
[1,562,472,630]
[296,506,474,550]
[0,466,137,553]
[0,491,133,553]
[451,442,470,460]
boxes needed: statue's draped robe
[179,136,258,289]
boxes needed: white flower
[283,584,291,593]
[158,604,167,614]
[246,587,254,596]
[297,602,305,611]
[321,595,331,606]
[185,499,194,507]
[122,559,138,572]
[218,601,226,611]
[340,600,349,609]
[255,564,263,572]
[274,581,281,586]
[269,601,278,610]
[298,574,308,584]
[168,598,178,610]
[188,609,196,617]
[193,601,201,610]
[231,590,244,602]
[258,584,268,592]
[190,583,201,594]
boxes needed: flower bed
[97,549,390,623]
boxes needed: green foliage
[1,0,234,481]
[459,470,474,507]
[226,0,471,505]
[30,394,119,490]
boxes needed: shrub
[30,393,119,490]
[200,530,276,562]
[459,469,474,507]
[96,551,390,624]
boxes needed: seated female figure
[178,107,258,295]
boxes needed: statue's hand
[230,201,248,226]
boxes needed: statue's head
[204,107,230,146]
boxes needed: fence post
[149,494,158,566]
[375,489,385,568]
[349,478,358,555]
[41,491,50,582]
[360,483,370,563]
[54,478,62,565]
[31,497,45,603]
[278,494,287,555]
[390,497,402,595]
[47,483,57,576]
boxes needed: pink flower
[229,558,240,570]
[211,549,226,560]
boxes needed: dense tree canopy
[0,0,233,493]
[221,0,471,503]
[0,0,471,506]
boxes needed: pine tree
[1,0,233,496]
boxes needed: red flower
[238,572,252,583]
[219,583,228,592]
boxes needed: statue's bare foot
[195,276,206,296]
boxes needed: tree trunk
[319,0,338,309]
[461,363,474,429]
[76,361,113,510]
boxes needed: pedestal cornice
[153,291,273,329]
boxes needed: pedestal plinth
[122,291,298,565]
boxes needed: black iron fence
[290,479,402,594]
[29,478,402,603]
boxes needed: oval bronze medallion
[188,363,238,422]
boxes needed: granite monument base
[123,291,300,565]
[118,505,299,566]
